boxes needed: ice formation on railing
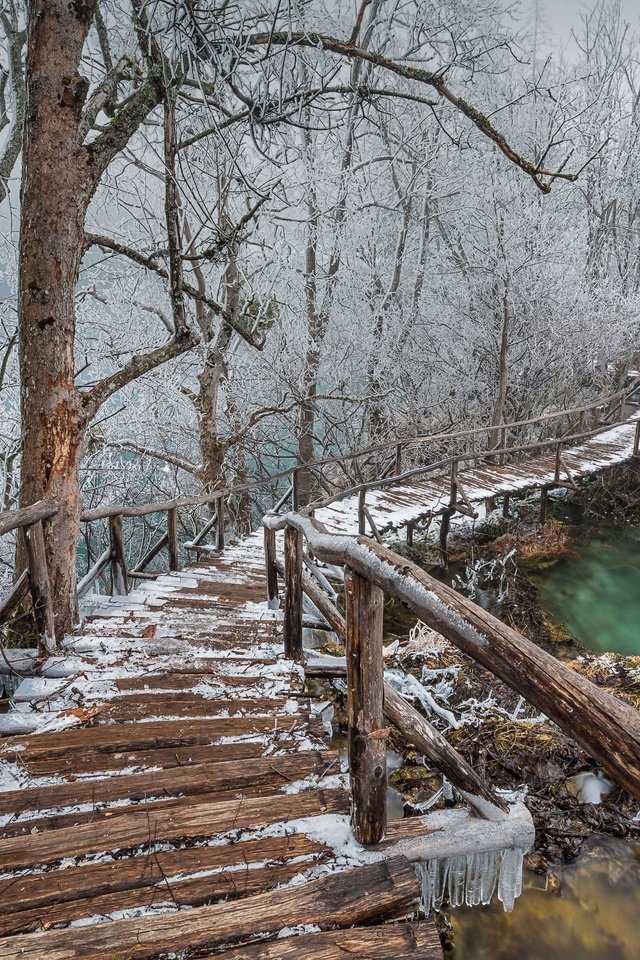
[414,846,524,914]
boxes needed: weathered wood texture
[280,518,640,801]
[23,519,55,653]
[345,568,387,845]
[0,790,348,872]
[0,858,421,960]
[0,500,58,536]
[283,524,303,660]
[211,921,443,959]
[297,573,504,815]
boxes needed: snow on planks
[315,412,640,536]
[0,537,442,959]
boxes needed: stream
[450,515,640,957]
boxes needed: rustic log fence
[0,382,638,660]
[263,510,640,845]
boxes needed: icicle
[446,855,467,907]
[497,847,524,913]
[413,846,524,914]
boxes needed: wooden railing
[1,382,638,657]
[262,512,640,845]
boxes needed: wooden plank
[0,789,349,871]
[8,740,285,777]
[0,751,339,815]
[101,695,299,721]
[0,717,309,762]
[210,921,443,960]
[0,857,421,960]
[0,835,325,921]
[345,568,386,846]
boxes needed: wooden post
[450,459,458,506]
[23,520,56,654]
[395,443,402,475]
[264,525,279,609]
[283,525,303,661]
[579,409,585,434]
[554,443,561,483]
[499,426,507,465]
[406,522,414,548]
[358,490,366,536]
[502,493,510,519]
[167,507,179,571]
[634,420,640,457]
[539,487,548,525]
[109,514,128,595]
[439,510,451,567]
[344,568,386,846]
[292,468,301,511]
[215,496,225,552]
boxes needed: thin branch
[245,31,580,193]
[84,232,265,349]
[80,329,199,422]
[105,439,202,477]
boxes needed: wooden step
[4,738,313,777]
[210,921,443,959]
[0,750,338,817]
[0,857,421,960]
[0,788,349,870]
[0,716,311,762]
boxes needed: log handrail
[0,501,58,536]
[263,510,640,843]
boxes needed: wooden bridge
[1,388,640,958]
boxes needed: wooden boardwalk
[0,534,443,959]
[315,412,640,536]
[2,409,638,956]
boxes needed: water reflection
[451,837,640,960]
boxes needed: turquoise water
[532,524,640,656]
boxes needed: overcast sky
[541,0,639,47]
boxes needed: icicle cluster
[414,846,524,914]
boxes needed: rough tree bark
[17,0,192,638]
[18,0,99,634]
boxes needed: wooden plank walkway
[315,413,640,536]
[0,533,443,959]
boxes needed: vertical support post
[579,409,585,435]
[502,493,510,519]
[634,420,640,457]
[292,467,301,511]
[344,568,386,846]
[406,522,414,548]
[554,443,561,483]
[167,507,179,571]
[499,426,507,465]
[24,520,56,655]
[450,459,458,506]
[358,490,366,536]
[109,514,128,596]
[539,487,548,526]
[439,510,451,567]
[283,525,303,661]
[395,443,402,475]
[264,525,279,610]
[215,496,225,552]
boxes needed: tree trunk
[17,0,96,638]
[489,273,510,450]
